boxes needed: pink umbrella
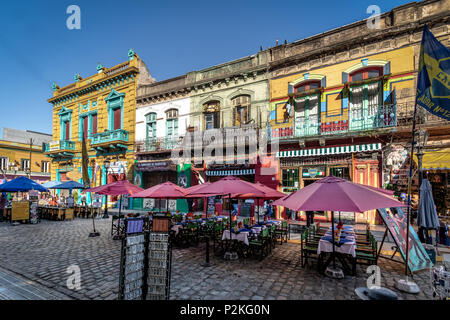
[83,180,144,239]
[356,183,395,196]
[183,182,212,217]
[132,181,186,199]
[84,180,144,196]
[233,182,285,224]
[186,176,266,236]
[183,182,212,198]
[273,176,403,212]
[132,181,187,214]
[273,176,404,270]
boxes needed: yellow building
[0,128,52,183]
[45,50,154,204]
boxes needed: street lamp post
[102,160,110,219]
[416,129,429,193]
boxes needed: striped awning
[276,143,381,158]
[206,169,255,176]
[416,148,450,170]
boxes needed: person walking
[306,211,315,227]
[0,193,6,222]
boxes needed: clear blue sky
[0,0,413,135]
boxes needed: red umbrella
[186,176,266,236]
[132,181,187,214]
[234,182,285,200]
[84,180,143,196]
[132,181,186,199]
[357,183,395,196]
[83,180,144,239]
[233,182,285,224]
[183,182,212,198]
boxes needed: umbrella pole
[117,195,122,238]
[331,211,336,269]
[257,198,260,224]
[229,193,232,249]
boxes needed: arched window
[165,109,178,148]
[349,67,382,82]
[348,67,384,130]
[203,101,220,130]
[232,95,251,126]
[294,80,321,93]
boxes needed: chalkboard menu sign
[119,233,146,300]
[147,232,171,300]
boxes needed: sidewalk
[0,267,71,300]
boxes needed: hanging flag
[416,25,450,121]
[81,137,91,188]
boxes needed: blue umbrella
[0,176,48,192]
[417,179,440,229]
[42,180,63,189]
[49,180,85,190]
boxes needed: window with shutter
[113,108,121,130]
[203,101,220,130]
[92,114,97,134]
[65,121,70,140]
[232,95,251,126]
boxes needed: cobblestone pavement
[0,267,71,300]
[0,219,436,300]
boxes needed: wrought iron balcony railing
[269,104,397,140]
[91,129,129,146]
[135,136,184,153]
[43,140,76,153]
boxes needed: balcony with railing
[135,136,184,153]
[43,140,76,158]
[91,129,129,150]
[269,104,397,140]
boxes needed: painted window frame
[79,111,98,140]
[165,109,178,137]
[105,89,125,131]
[203,101,220,130]
[232,95,251,127]
[58,107,72,141]
[145,112,157,143]
[0,157,8,170]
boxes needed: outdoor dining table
[317,225,357,275]
[222,229,251,246]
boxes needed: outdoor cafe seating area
[169,214,288,260]
[300,222,378,276]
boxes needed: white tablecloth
[317,238,356,257]
[171,224,184,236]
[222,230,250,246]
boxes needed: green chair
[249,228,270,260]
[275,221,288,245]
[355,233,378,268]
[300,228,320,268]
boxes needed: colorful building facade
[265,0,449,224]
[45,50,154,205]
[0,128,52,183]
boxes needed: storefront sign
[136,161,175,172]
[49,141,60,151]
[302,167,326,178]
